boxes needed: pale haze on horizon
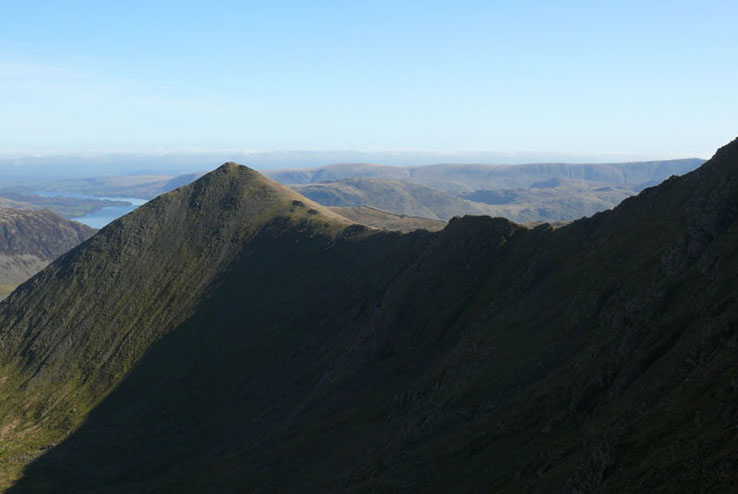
[1,0,736,165]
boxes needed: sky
[1,0,737,166]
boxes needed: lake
[74,197,149,229]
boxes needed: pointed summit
[0,162,355,428]
[149,161,352,232]
[218,161,241,170]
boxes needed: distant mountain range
[292,177,639,223]
[276,158,704,222]
[27,158,704,223]
[0,150,694,180]
[0,141,736,491]
[264,158,704,192]
[293,178,497,221]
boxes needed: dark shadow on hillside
[7,220,437,493]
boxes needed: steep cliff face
[1,139,737,493]
[0,208,95,295]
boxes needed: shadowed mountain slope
[0,208,95,296]
[0,164,351,486]
[1,140,737,492]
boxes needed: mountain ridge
[1,139,737,492]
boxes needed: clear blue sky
[1,0,736,160]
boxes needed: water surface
[74,197,148,229]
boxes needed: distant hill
[460,183,638,222]
[0,208,95,297]
[330,206,446,232]
[38,172,206,200]
[0,196,34,210]
[1,140,738,492]
[295,177,640,222]
[36,158,704,200]
[271,159,705,222]
[25,159,704,224]
[293,178,499,220]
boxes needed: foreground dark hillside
[1,139,737,492]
